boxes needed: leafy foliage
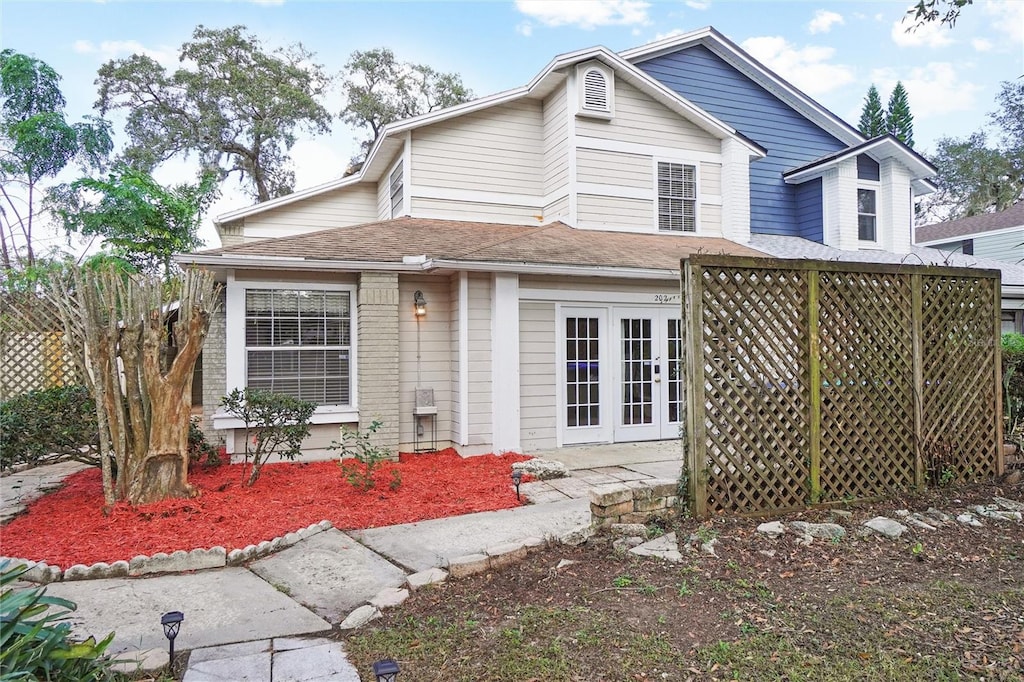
[906,0,973,28]
[0,385,100,471]
[340,47,472,165]
[857,85,886,139]
[188,418,223,468]
[885,82,914,148]
[1003,333,1024,446]
[0,50,112,268]
[330,419,400,492]
[95,25,332,202]
[46,165,217,276]
[220,388,315,487]
[0,560,117,681]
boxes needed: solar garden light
[511,469,523,500]
[160,611,184,667]
[372,658,401,681]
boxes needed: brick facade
[200,289,227,445]
[357,272,401,454]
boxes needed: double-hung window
[244,289,352,405]
[657,162,697,232]
[389,165,404,218]
[857,188,877,242]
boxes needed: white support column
[719,138,752,243]
[458,271,470,446]
[491,273,521,452]
[880,157,913,254]
[824,158,859,251]
[223,270,242,455]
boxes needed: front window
[658,162,697,232]
[858,188,877,242]
[244,289,352,405]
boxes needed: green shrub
[330,420,399,492]
[0,385,99,471]
[219,388,315,487]
[1003,334,1024,446]
[187,418,223,468]
[0,560,117,681]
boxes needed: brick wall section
[589,479,679,526]
[358,272,400,455]
[200,289,227,443]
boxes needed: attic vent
[576,62,614,119]
[583,69,608,111]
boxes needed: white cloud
[654,28,686,41]
[890,14,954,47]
[984,0,1024,44]
[515,22,533,37]
[807,9,844,34]
[870,62,982,119]
[972,37,993,52]
[685,0,710,9]
[740,36,855,97]
[72,39,177,67]
[513,0,650,29]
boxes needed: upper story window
[857,188,877,242]
[245,289,352,406]
[658,162,697,232]
[577,62,614,119]
[389,164,404,218]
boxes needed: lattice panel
[698,266,810,514]
[818,271,916,499]
[0,294,79,400]
[920,275,999,482]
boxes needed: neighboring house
[177,26,1018,457]
[915,202,1024,333]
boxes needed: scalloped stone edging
[1,519,334,583]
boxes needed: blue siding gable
[636,45,847,237]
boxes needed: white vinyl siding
[240,184,377,240]
[577,148,650,188]
[575,79,720,154]
[657,162,697,232]
[700,162,722,196]
[377,154,402,220]
[519,301,557,450]
[578,194,652,230]
[543,85,569,195]
[411,197,541,226]
[467,274,492,446]
[398,277,451,449]
[411,99,543,196]
[544,195,570,222]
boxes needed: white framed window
[657,161,697,232]
[577,62,614,119]
[244,288,353,406]
[389,163,404,218]
[857,187,877,242]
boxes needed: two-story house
[178,27,1023,457]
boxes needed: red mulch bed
[1,449,530,568]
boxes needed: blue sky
[2,0,1022,249]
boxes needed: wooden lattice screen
[0,293,80,400]
[682,255,1002,518]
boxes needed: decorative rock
[608,523,648,537]
[129,555,149,573]
[795,534,813,547]
[829,509,853,520]
[283,532,301,547]
[269,537,284,552]
[757,521,786,539]
[973,505,1022,522]
[904,516,937,531]
[588,484,633,507]
[560,524,596,547]
[864,517,909,539]
[957,513,984,527]
[758,549,777,558]
[511,458,568,480]
[994,497,1024,513]
[555,559,578,570]
[338,605,381,630]
[447,553,490,579]
[27,563,62,584]
[788,521,845,540]
[86,562,111,580]
[926,508,952,523]
[64,564,91,581]
[256,541,272,555]
[629,533,683,563]
[227,549,247,566]
[612,537,645,552]
[406,568,448,591]
[486,542,528,570]
[369,587,409,609]
[894,509,910,518]
[700,538,719,556]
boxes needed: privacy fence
[681,255,1003,518]
[0,294,79,400]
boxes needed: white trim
[458,271,469,446]
[917,224,1024,247]
[401,133,412,217]
[413,185,547,209]
[567,71,579,226]
[783,137,935,185]
[490,273,521,452]
[557,305,613,445]
[213,407,359,431]
[522,287,682,304]
[429,258,680,280]
[653,157,701,234]
[576,135,726,163]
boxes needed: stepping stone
[272,639,361,681]
[864,517,909,539]
[956,513,984,527]
[338,606,381,630]
[629,533,683,563]
[926,507,952,524]
[994,497,1024,513]
[788,521,845,540]
[757,521,786,539]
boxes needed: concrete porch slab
[535,440,682,471]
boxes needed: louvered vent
[583,68,609,111]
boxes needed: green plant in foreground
[611,575,634,589]
[0,560,117,680]
[330,420,400,492]
[219,388,315,487]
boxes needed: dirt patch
[344,481,1024,681]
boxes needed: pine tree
[886,81,915,148]
[858,85,886,138]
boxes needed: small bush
[330,420,400,492]
[1003,333,1024,446]
[219,388,315,487]
[0,385,99,471]
[188,418,223,468]
[0,560,117,680]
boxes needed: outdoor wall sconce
[372,658,401,681]
[511,469,523,500]
[160,611,184,667]
[413,290,427,317]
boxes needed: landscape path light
[372,658,401,681]
[511,469,523,500]
[160,610,184,668]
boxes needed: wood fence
[681,255,1003,518]
[0,294,80,400]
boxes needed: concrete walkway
[2,445,679,681]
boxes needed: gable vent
[576,62,614,119]
[583,69,608,111]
